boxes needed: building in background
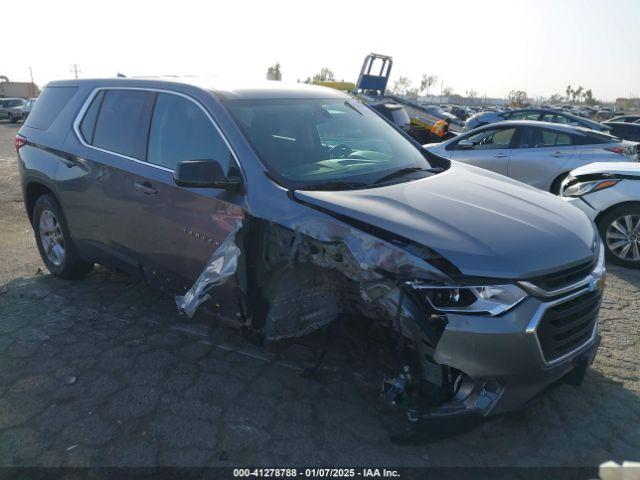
[0,76,40,98]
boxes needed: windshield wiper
[299,180,369,191]
[373,166,443,185]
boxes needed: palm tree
[575,86,584,104]
[566,85,572,101]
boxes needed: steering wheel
[328,143,353,159]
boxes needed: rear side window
[147,93,232,172]
[518,127,573,148]
[79,90,105,144]
[25,86,77,130]
[91,90,155,160]
[572,131,618,145]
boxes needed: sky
[3,0,639,101]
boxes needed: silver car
[0,97,26,123]
[425,121,639,193]
[563,162,640,269]
[465,108,608,132]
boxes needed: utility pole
[70,64,81,79]
[29,66,35,97]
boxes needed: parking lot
[0,120,638,467]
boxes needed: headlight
[407,282,527,316]
[562,179,620,197]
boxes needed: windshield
[224,98,438,190]
[5,99,24,108]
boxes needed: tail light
[15,134,27,152]
[604,147,625,155]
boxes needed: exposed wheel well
[25,182,55,223]
[594,201,640,227]
[550,172,569,194]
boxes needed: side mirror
[457,139,475,149]
[173,160,242,190]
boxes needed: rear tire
[32,194,93,279]
[597,204,640,269]
[8,113,16,123]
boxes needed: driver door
[448,126,518,176]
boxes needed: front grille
[529,260,594,292]
[536,290,600,363]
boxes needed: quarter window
[147,93,232,172]
[79,90,105,144]
[91,90,155,160]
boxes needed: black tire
[550,172,569,195]
[7,113,15,123]
[597,204,640,269]
[32,194,93,279]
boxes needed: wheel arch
[24,181,62,224]
[595,201,640,227]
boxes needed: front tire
[32,194,93,279]
[597,204,640,269]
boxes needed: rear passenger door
[58,89,156,271]
[507,126,575,190]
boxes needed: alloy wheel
[605,215,640,261]
[38,209,66,266]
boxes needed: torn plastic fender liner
[176,219,244,317]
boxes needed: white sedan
[562,162,640,269]
[425,121,638,193]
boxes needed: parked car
[18,79,604,431]
[425,120,639,193]
[465,108,609,132]
[0,97,26,123]
[596,110,615,122]
[602,121,640,142]
[562,162,640,268]
[605,115,640,123]
[21,98,37,119]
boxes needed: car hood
[571,161,640,178]
[294,162,597,279]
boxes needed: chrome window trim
[525,286,600,367]
[72,86,245,180]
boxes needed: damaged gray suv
[17,78,605,435]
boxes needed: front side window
[92,90,155,160]
[147,93,233,172]
[224,98,437,189]
[460,127,517,150]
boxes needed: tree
[419,74,438,96]
[266,62,282,81]
[466,89,478,99]
[391,76,412,96]
[548,93,564,103]
[566,85,572,101]
[508,90,528,107]
[575,86,584,104]
[584,89,596,105]
[304,67,336,84]
[442,86,454,97]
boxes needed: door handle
[134,181,158,195]
[493,153,508,158]
[551,152,564,158]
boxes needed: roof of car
[475,120,590,133]
[46,77,349,100]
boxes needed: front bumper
[426,279,603,421]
